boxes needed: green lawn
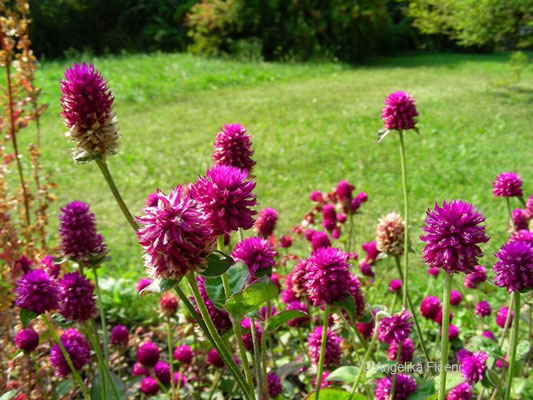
[25,52,533,283]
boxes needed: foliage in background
[408,0,533,49]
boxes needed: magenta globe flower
[232,236,276,280]
[254,208,278,237]
[173,372,187,387]
[388,279,403,293]
[381,91,419,131]
[15,328,39,353]
[137,186,215,279]
[207,348,225,368]
[212,123,255,172]
[460,351,488,383]
[428,267,440,277]
[310,231,331,250]
[510,230,533,245]
[421,200,489,274]
[59,201,106,261]
[481,330,495,340]
[496,306,513,328]
[139,377,159,396]
[463,265,487,288]
[153,361,171,384]
[434,308,453,326]
[173,345,194,364]
[450,290,462,306]
[374,373,417,400]
[336,180,355,203]
[60,63,119,161]
[15,269,60,315]
[362,241,379,264]
[447,382,473,400]
[132,362,150,377]
[58,272,97,322]
[137,342,160,368]
[475,301,491,317]
[110,325,129,346]
[387,338,414,362]
[159,292,178,316]
[40,255,61,279]
[511,209,529,230]
[377,310,413,344]
[493,239,533,293]
[492,172,523,198]
[50,329,90,377]
[192,165,257,235]
[278,235,292,248]
[445,324,460,340]
[136,278,152,293]
[307,326,341,367]
[420,296,441,319]
[267,373,282,397]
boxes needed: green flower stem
[30,354,49,400]
[394,256,430,361]
[95,158,139,232]
[398,130,409,309]
[389,340,403,400]
[92,267,109,362]
[186,273,252,400]
[504,292,520,400]
[41,315,91,400]
[438,273,453,400]
[166,317,175,400]
[251,316,264,400]
[499,294,515,350]
[217,235,254,391]
[207,370,222,400]
[338,313,363,366]
[349,319,379,400]
[260,302,271,396]
[505,198,515,231]
[315,304,330,400]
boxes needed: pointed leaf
[201,251,234,277]
[54,379,74,398]
[267,310,308,331]
[139,277,181,296]
[225,276,279,318]
[20,308,37,328]
[326,366,360,384]
[205,262,250,308]
[0,391,18,400]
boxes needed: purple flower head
[132,362,150,377]
[281,288,297,303]
[475,301,491,317]
[212,123,255,172]
[460,351,488,384]
[336,180,355,203]
[496,358,508,369]
[286,301,310,327]
[196,276,232,333]
[304,247,353,306]
[14,255,33,275]
[388,279,403,293]
[377,310,413,344]
[232,237,276,279]
[15,328,39,353]
[278,235,292,248]
[481,330,495,340]
[50,329,90,377]
[434,308,453,326]
[362,241,379,264]
[311,231,331,250]
[192,165,257,235]
[510,230,533,246]
[450,290,463,306]
[153,361,171,384]
[360,261,375,278]
[267,373,282,398]
[59,201,106,261]
[139,377,159,396]
[15,269,60,315]
[387,338,414,362]
[145,192,159,207]
[137,186,215,279]
[463,265,487,288]
[60,63,119,161]
[381,91,419,131]
[207,348,225,368]
[58,272,97,322]
[428,267,441,277]
[356,192,368,203]
[357,319,374,338]
[254,208,278,237]
[492,172,523,198]
[314,371,338,389]
[374,373,417,400]
[110,325,129,346]
[40,256,60,279]
[136,278,152,293]
[349,197,361,213]
[493,239,533,293]
[159,292,179,316]
[447,382,473,400]
[420,296,441,319]
[496,306,513,328]
[457,349,472,364]
[322,204,337,232]
[527,195,533,214]
[512,209,529,230]
[305,229,316,241]
[307,326,341,367]
[173,372,187,387]
[241,318,262,351]
[137,342,160,368]
[421,200,489,274]
[174,345,194,364]
[310,191,323,202]
[446,324,460,340]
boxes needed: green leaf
[225,276,279,318]
[91,372,126,400]
[20,308,37,328]
[409,379,436,400]
[468,336,503,358]
[304,389,366,399]
[200,251,234,277]
[516,340,530,361]
[55,379,74,398]
[205,262,249,308]
[332,295,356,321]
[86,251,111,266]
[0,390,18,400]
[434,371,463,392]
[326,366,360,384]
[139,277,181,296]
[254,265,272,278]
[277,361,305,381]
[266,310,308,331]
[51,313,73,328]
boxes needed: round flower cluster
[496,307,513,329]
[492,172,523,198]
[374,373,417,400]
[254,208,278,237]
[493,239,533,293]
[420,296,441,319]
[381,91,419,131]
[110,325,129,346]
[475,301,491,317]
[376,211,405,256]
[377,310,413,344]
[212,123,255,172]
[159,292,179,316]
[232,236,276,279]
[241,319,262,351]
[463,265,487,288]
[137,342,160,368]
[387,338,414,362]
[174,345,194,364]
[15,269,60,315]
[446,382,473,400]
[58,272,97,322]
[460,351,488,383]
[307,326,341,367]
[15,328,39,353]
[196,276,232,333]
[50,329,91,377]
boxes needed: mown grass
[20,52,533,285]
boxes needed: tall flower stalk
[438,273,452,400]
[397,131,409,308]
[314,304,330,400]
[504,292,520,400]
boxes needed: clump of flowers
[374,373,417,400]
[60,63,119,162]
[50,329,91,376]
[388,279,402,293]
[267,373,283,398]
[58,272,98,322]
[110,325,129,346]
[447,382,473,400]
[381,91,419,131]
[493,239,533,293]
[377,310,413,344]
[196,276,232,333]
[376,211,405,256]
[241,318,262,351]
[159,292,179,316]
[460,351,488,384]
[254,208,278,237]
[212,123,255,172]
[136,186,215,279]
[496,306,513,328]
[137,342,160,368]
[14,328,39,353]
[307,326,341,367]
[420,296,441,319]
[174,345,194,364]
[15,269,60,315]
[232,236,276,279]
[387,338,414,362]
[463,265,487,288]
[475,301,491,317]
[492,172,523,198]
